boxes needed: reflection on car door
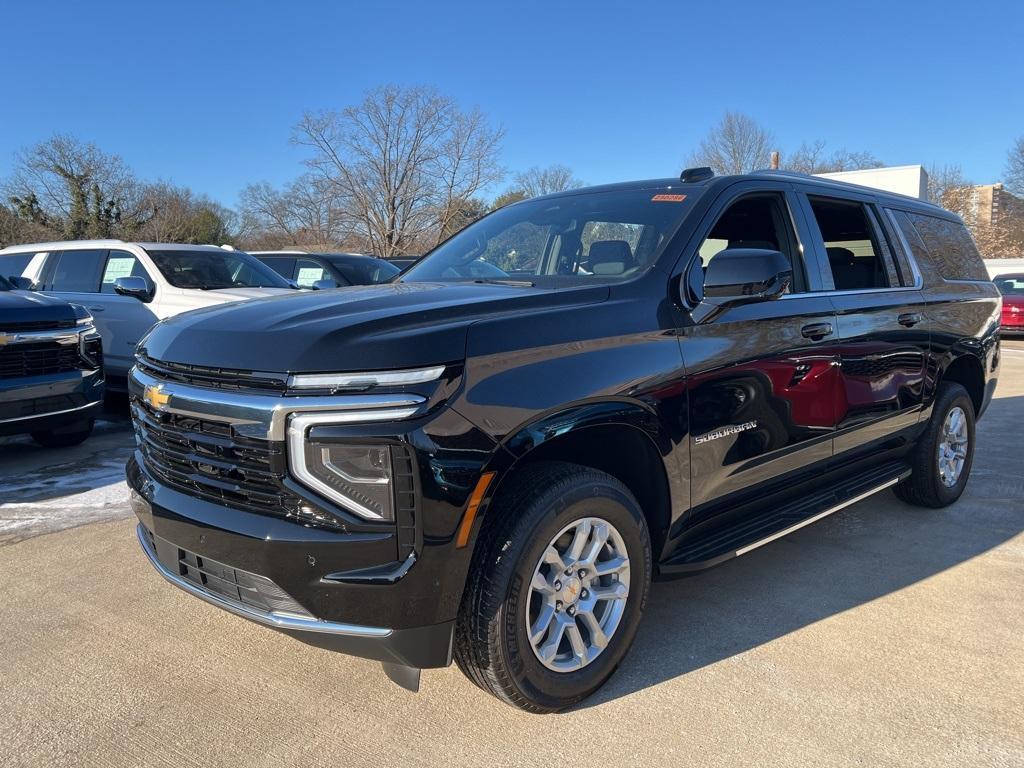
[796,190,929,460]
[680,183,841,529]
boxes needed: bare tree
[785,141,883,174]
[1005,136,1024,196]
[133,182,236,244]
[4,135,147,239]
[512,164,584,198]
[928,163,1022,257]
[688,112,774,175]
[292,85,504,257]
[238,174,354,249]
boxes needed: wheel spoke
[538,615,567,662]
[565,621,588,664]
[531,571,553,595]
[579,522,610,567]
[565,519,592,563]
[542,546,567,573]
[594,556,628,577]
[591,581,628,601]
[530,603,556,644]
[578,610,609,650]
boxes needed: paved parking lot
[1,346,1022,767]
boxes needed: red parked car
[995,273,1024,334]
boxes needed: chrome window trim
[136,524,392,638]
[288,365,445,390]
[128,366,426,441]
[883,208,925,289]
[778,285,923,300]
[287,411,416,521]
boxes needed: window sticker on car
[651,193,686,202]
[102,257,137,284]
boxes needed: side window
[697,194,803,292]
[906,212,988,281]
[807,196,891,291]
[261,257,295,279]
[1,252,45,286]
[45,249,107,292]
[294,258,327,287]
[100,250,151,293]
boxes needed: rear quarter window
[904,211,988,282]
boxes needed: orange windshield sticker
[651,193,687,202]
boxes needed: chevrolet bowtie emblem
[0,333,12,347]
[144,384,171,411]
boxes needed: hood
[0,289,78,328]
[141,282,608,372]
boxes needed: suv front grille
[0,341,82,379]
[0,319,75,332]
[135,353,288,394]
[131,399,341,529]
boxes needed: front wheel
[895,382,975,508]
[455,462,652,713]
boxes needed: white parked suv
[0,240,296,387]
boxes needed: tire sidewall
[497,479,651,709]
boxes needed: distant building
[816,165,929,200]
[958,183,1024,228]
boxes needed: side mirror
[312,278,338,291]
[9,276,35,290]
[114,276,154,303]
[689,248,792,323]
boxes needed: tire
[31,419,95,449]
[895,383,975,508]
[455,461,652,713]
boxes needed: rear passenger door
[796,189,929,460]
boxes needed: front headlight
[300,443,395,521]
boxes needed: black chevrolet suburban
[127,169,1000,712]
[1,274,104,446]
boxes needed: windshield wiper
[472,278,535,287]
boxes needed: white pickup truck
[0,240,297,388]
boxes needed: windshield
[146,249,292,290]
[400,187,695,285]
[995,276,1024,296]
[328,256,400,285]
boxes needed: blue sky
[3,0,1021,207]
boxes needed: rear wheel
[455,462,651,713]
[31,419,94,449]
[895,382,975,508]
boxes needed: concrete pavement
[0,356,1022,767]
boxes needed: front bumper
[128,456,456,669]
[0,368,104,436]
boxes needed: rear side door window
[45,249,107,292]
[805,197,893,291]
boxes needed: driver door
[678,182,840,528]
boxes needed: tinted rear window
[904,212,988,282]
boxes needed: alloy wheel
[937,405,969,488]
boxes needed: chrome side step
[660,462,911,575]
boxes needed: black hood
[141,282,608,372]
[0,289,79,327]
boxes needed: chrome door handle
[801,322,833,340]
[898,312,922,327]
[87,306,106,312]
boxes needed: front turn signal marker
[456,472,496,548]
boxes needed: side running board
[659,461,911,576]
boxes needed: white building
[816,165,929,200]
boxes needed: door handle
[898,312,922,327]
[87,306,106,312]
[801,322,833,340]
